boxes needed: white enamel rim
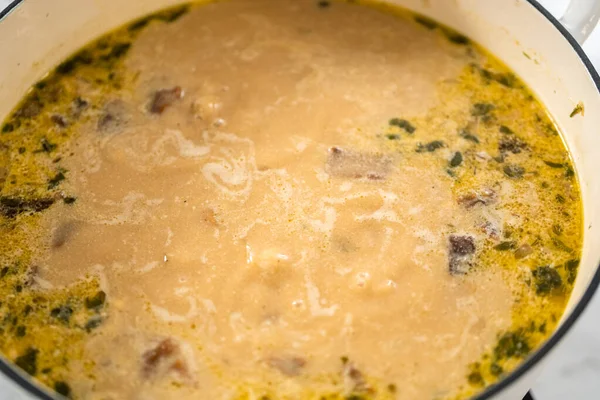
[0,0,598,399]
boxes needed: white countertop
[0,1,599,399]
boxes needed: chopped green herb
[565,259,579,284]
[449,151,463,168]
[15,325,26,337]
[472,103,495,117]
[63,197,77,205]
[389,118,416,133]
[552,224,563,236]
[416,140,445,153]
[490,363,503,376]
[494,241,516,251]
[414,16,438,30]
[565,166,575,178]
[385,134,400,140]
[38,137,57,153]
[159,5,190,22]
[15,347,38,376]
[503,164,525,179]
[544,160,565,169]
[48,171,66,189]
[317,0,331,7]
[499,125,513,134]
[532,266,563,295]
[54,381,71,397]
[50,305,73,324]
[459,129,480,144]
[494,330,531,359]
[570,102,584,118]
[441,28,470,45]
[85,316,103,332]
[467,371,484,386]
[552,237,573,253]
[1,123,14,133]
[0,197,55,219]
[85,291,106,309]
[18,147,26,154]
[476,66,517,88]
[555,194,566,204]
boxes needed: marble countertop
[0,0,599,399]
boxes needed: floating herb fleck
[37,137,57,153]
[385,134,400,140]
[565,259,579,284]
[503,164,525,179]
[63,197,77,205]
[472,103,495,117]
[416,141,445,153]
[414,16,438,30]
[499,125,513,134]
[449,151,463,168]
[532,266,563,295]
[570,102,584,118]
[494,241,516,251]
[555,194,566,204]
[317,0,331,7]
[48,171,66,189]
[543,160,565,169]
[441,28,470,45]
[459,129,480,144]
[50,305,73,324]
[15,347,38,376]
[85,291,106,309]
[494,330,531,359]
[389,118,416,133]
[54,381,71,397]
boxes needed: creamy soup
[0,1,583,399]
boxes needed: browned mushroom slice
[326,147,392,180]
[457,188,497,209]
[149,87,184,114]
[142,338,189,378]
[267,356,306,376]
[448,234,476,275]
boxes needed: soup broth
[0,1,583,399]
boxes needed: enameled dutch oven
[1,0,599,399]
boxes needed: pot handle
[559,0,600,43]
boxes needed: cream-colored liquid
[0,1,582,399]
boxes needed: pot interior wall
[0,0,599,398]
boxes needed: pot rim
[0,0,599,399]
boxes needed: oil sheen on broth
[0,1,583,399]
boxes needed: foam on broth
[0,1,582,399]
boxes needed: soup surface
[0,1,583,399]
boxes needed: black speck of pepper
[503,164,525,179]
[54,381,71,397]
[449,151,463,168]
